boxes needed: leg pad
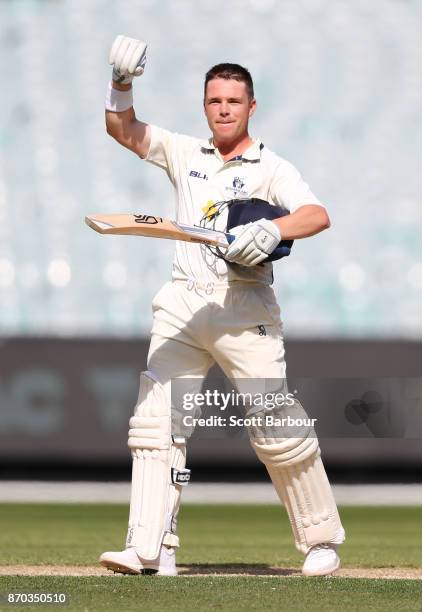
[126,371,190,559]
[251,404,345,554]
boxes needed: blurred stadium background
[1,0,421,487]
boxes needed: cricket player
[100,35,345,577]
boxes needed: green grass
[1,576,422,612]
[0,504,421,569]
[0,504,421,611]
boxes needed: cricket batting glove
[225,218,282,266]
[109,35,147,85]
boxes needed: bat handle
[226,233,235,244]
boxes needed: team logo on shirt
[233,177,245,190]
[225,176,248,198]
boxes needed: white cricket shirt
[145,125,322,285]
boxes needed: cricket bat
[85,213,234,248]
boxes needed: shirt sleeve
[144,125,200,186]
[269,159,325,213]
[144,125,177,183]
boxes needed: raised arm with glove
[105,34,151,158]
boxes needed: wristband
[105,81,133,112]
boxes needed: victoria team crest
[225,176,248,198]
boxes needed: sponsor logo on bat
[134,214,163,224]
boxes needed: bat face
[85,213,233,248]
[85,213,163,235]
[133,214,163,225]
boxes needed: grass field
[1,504,421,611]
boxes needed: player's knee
[251,435,319,468]
[249,399,319,468]
[128,370,171,452]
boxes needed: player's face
[204,78,256,147]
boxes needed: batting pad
[126,371,189,560]
[251,434,345,554]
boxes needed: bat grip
[226,234,235,244]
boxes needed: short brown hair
[204,63,254,100]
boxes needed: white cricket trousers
[147,280,286,385]
[142,280,344,555]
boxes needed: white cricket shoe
[99,545,177,576]
[302,543,340,577]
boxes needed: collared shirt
[145,125,323,285]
